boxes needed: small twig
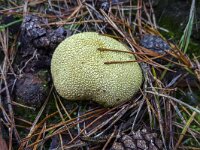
[102,127,117,150]
[95,104,132,138]
[33,123,46,150]
[104,60,137,64]
[56,93,72,120]
[98,48,134,54]
[54,93,73,140]
[132,99,145,130]
[0,67,20,146]
[14,117,32,126]
[59,133,64,150]
[25,112,103,149]
[19,50,37,74]
[175,109,198,150]
[21,109,105,147]
[11,101,36,110]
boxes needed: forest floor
[0,0,200,149]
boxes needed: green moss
[51,32,143,107]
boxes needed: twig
[102,127,116,150]
[19,50,37,74]
[0,67,20,147]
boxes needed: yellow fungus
[51,32,143,107]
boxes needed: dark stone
[14,72,49,108]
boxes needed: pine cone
[140,34,170,55]
[111,128,163,150]
[140,34,171,64]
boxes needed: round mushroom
[51,32,143,107]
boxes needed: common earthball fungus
[51,32,143,107]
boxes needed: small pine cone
[111,128,163,150]
[140,34,170,55]
[140,34,171,64]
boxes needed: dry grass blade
[146,91,200,114]
[100,9,134,50]
[55,93,72,120]
[175,109,199,149]
[18,86,53,149]
[168,100,199,145]
[20,107,105,148]
[102,127,117,150]
[11,101,35,111]
[33,123,46,150]
[94,104,132,137]
[25,110,105,149]
[0,29,20,149]
[54,93,73,141]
